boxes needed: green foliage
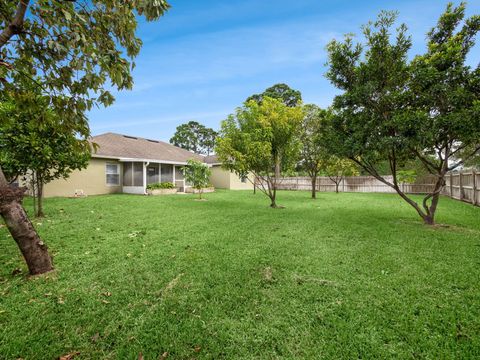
[246,83,302,107]
[299,104,330,177]
[0,91,90,216]
[324,157,359,178]
[146,182,175,190]
[0,93,90,183]
[0,0,170,141]
[217,97,303,207]
[325,4,480,224]
[184,159,211,198]
[396,170,417,184]
[169,121,217,155]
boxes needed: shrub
[146,182,175,190]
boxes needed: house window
[240,174,248,183]
[106,163,120,186]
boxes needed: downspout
[143,161,150,195]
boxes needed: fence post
[459,171,463,201]
[473,169,477,206]
[342,178,345,192]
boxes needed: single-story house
[41,132,253,197]
[204,155,253,191]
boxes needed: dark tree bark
[0,176,53,275]
[311,175,317,199]
[36,178,44,218]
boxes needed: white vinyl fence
[256,170,479,207]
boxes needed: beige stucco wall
[42,158,123,197]
[228,172,254,190]
[209,165,253,190]
[209,166,231,189]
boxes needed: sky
[88,0,480,141]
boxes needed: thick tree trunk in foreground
[0,171,53,275]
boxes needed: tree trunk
[36,177,44,217]
[0,178,53,275]
[271,186,277,208]
[311,176,317,199]
[30,173,37,216]
[335,182,339,193]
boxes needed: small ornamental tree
[0,94,90,217]
[216,97,303,208]
[324,157,359,193]
[0,0,170,274]
[325,4,480,225]
[184,159,212,200]
[299,104,330,199]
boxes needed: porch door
[147,164,159,185]
[123,162,145,194]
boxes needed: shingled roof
[91,133,204,164]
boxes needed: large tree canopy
[325,3,480,225]
[216,97,303,208]
[0,0,170,275]
[169,121,217,155]
[247,83,302,107]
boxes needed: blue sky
[88,0,480,141]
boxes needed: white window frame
[105,163,120,186]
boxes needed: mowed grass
[0,190,479,359]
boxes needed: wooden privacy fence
[257,170,479,206]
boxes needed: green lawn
[0,191,479,359]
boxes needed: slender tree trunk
[271,186,277,208]
[311,176,317,199]
[335,181,339,193]
[36,178,44,218]
[0,168,53,275]
[30,173,36,216]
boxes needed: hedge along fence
[256,170,479,206]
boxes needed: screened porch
[121,161,186,194]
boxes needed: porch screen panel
[147,164,159,184]
[161,164,173,183]
[175,166,184,180]
[133,162,143,186]
[123,162,133,186]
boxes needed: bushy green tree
[217,97,303,208]
[170,121,217,155]
[325,4,480,225]
[0,94,90,217]
[247,83,302,107]
[324,157,359,193]
[184,159,212,200]
[0,0,170,274]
